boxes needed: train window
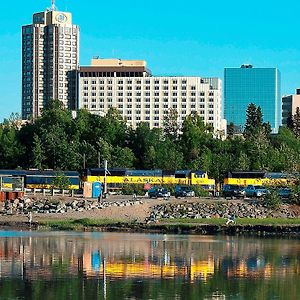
[175,170,190,178]
[194,171,206,178]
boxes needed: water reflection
[0,231,300,299]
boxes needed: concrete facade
[282,90,300,126]
[78,59,225,134]
[22,9,79,119]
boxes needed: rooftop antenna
[51,0,56,11]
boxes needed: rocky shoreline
[1,196,300,236]
[147,201,300,221]
[0,197,144,215]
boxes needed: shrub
[121,184,145,196]
[163,184,175,196]
[51,172,70,189]
[193,185,210,197]
[291,185,300,205]
[264,189,281,210]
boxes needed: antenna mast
[51,0,55,11]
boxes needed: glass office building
[224,65,281,133]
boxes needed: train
[224,171,298,187]
[81,168,216,191]
[0,170,80,190]
[0,169,297,192]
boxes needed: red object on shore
[7,192,16,200]
[0,192,5,202]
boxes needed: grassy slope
[38,217,300,231]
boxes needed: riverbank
[1,196,300,236]
[2,215,300,237]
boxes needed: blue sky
[1,0,300,121]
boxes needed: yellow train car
[190,171,216,191]
[82,168,215,191]
[224,171,296,187]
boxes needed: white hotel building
[22,8,79,120]
[79,59,225,133]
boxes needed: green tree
[180,113,213,166]
[111,146,135,168]
[51,172,70,189]
[32,134,45,169]
[292,107,300,138]
[244,103,264,138]
[227,122,235,138]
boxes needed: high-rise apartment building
[282,89,300,126]
[78,58,225,133]
[224,65,281,132]
[22,6,79,119]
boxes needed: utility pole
[83,154,86,169]
[98,152,101,168]
[104,160,108,197]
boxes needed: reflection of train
[81,168,216,191]
[224,171,298,187]
[0,170,80,190]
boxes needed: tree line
[1,100,300,183]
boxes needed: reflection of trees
[0,234,300,299]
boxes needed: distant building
[282,89,300,126]
[224,65,281,133]
[79,58,226,134]
[22,6,79,119]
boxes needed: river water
[0,231,299,300]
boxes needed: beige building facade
[79,59,225,133]
[282,89,300,126]
[22,8,79,119]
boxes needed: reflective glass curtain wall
[224,67,281,133]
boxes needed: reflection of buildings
[0,233,299,282]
